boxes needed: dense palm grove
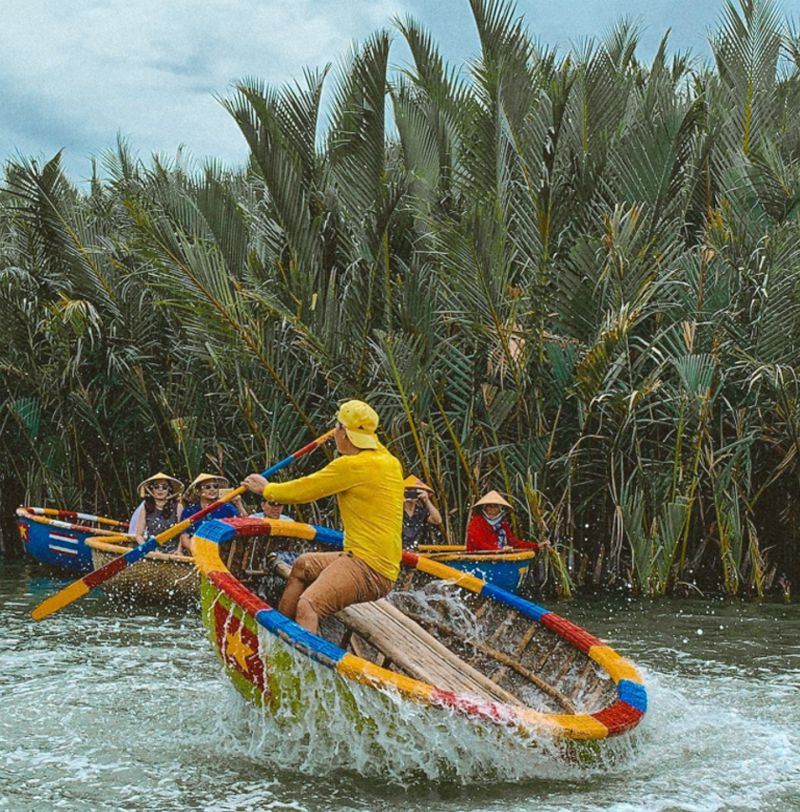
[2,0,799,597]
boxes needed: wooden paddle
[31,429,335,621]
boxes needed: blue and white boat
[16,507,132,573]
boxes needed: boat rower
[242,399,404,634]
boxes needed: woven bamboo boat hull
[193,517,647,745]
[88,539,200,604]
[16,507,131,573]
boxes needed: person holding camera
[402,475,443,547]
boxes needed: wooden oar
[31,429,335,621]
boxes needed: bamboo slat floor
[273,559,521,705]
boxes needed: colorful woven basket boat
[193,517,647,744]
[17,507,199,603]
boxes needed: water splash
[202,627,627,786]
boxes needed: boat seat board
[336,599,523,706]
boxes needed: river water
[1,559,798,812]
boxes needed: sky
[1,0,798,181]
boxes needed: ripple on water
[2,564,799,811]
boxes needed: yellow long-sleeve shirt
[262,443,404,581]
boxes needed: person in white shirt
[250,496,293,521]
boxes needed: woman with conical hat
[466,490,550,553]
[178,472,247,555]
[130,472,184,549]
[402,475,443,548]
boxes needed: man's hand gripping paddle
[31,429,335,621]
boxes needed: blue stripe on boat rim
[617,679,648,711]
[255,608,346,667]
[194,519,237,544]
[309,525,344,548]
[480,582,549,622]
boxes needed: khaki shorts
[291,551,394,619]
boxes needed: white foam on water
[190,623,639,788]
[182,600,800,808]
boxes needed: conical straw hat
[472,490,512,510]
[186,473,230,499]
[137,472,184,498]
[403,475,434,493]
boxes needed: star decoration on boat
[224,629,255,671]
[213,600,267,693]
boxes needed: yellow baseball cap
[336,400,379,449]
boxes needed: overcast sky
[1,0,797,181]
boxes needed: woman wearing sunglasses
[179,474,247,555]
[130,472,184,550]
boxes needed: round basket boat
[192,517,647,746]
[17,506,199,605]
[86,538,200,604]
[416,544,537,594]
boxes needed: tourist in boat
[178,473,247,554]
[250,496,293,521]
[242,399,403,634]
[402,475,443,547]
[130,472,184,551]
[466,490,550,553]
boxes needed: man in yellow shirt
[242,400,403,634]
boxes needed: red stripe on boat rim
[27,512,120,536]
[540,613,603,652]
[230,519,274,539]
[208,570,272,616]
[85,556,127,587]
[590,701,643,735]
[431,688,512,724]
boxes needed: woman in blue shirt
[179,473,247,554]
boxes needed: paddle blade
[30,537,157,621]
[31,580,90,621]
